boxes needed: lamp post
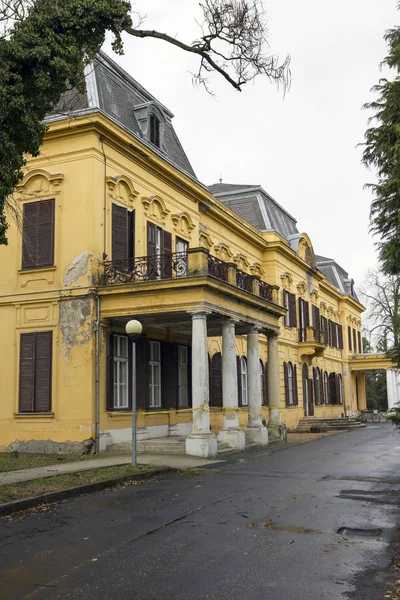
[125,319,143,467]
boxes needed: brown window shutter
[320,369,324,404]
[237,355,242,406]
[284,362,289,406]
[34,332,52,412]
[263,360,269,406]
[293,364,299,405]
[147,222,156,257]
[353,329,357,354]
[19,333,36,412]
[348,326,352,351]
[313,368,318,405]
[162,342,178,409]
[163,230,173,278]
[210,353,223,407]
[37,200,55,268]
[329,373,336,405]
[22,200,54,269]
[338,325,343,349]
[136,337,149,409]
[323,317,329,345]
[112,204,129,262]
[289,293,297,327]
[128,210,135,261]
[358,331,362,354]
[107,333,114,411]
[312,305,320,331]
[304,301,310,328]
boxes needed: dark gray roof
[316,255,359,301]
[209,183,298,240]
[45,51,196,179]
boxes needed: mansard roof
[208,183,298,240]
[44,51,196,179]
[315,255,359,302]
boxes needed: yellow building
[0,52,390,457]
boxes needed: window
[113,335,129,409]
[284,361,297,406]
[147,223,172,279]
[298,298,309,341]
[19,331,52,413]
[337,374,343,405]
[287,362,294,405]
[348,326,352,351]
[260,361,265,404]
[22,200,55,270]
[353,329,357,354]
[149,341,161,408]
[357,331,362,354]
[323,371,329,404]
[178,345,189,408]
[112,204,135,265]
[314,367,321,405]
[176,237,189,278]
[149,114,160,147]
[284,291,290,326]
[241,357,248,406]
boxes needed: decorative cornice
[16,169,64,198]
[141,194,170,224]
[171,211,196,238]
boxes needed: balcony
[102,247,279,304]
[298,326,325,358]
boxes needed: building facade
[0,53,389,457]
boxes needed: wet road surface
[1,423,400,599]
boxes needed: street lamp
[125,319,143,467]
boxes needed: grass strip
[0,453,106,473]
[0,464,155,504]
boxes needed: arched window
[323,371,329,404]
[241,357,248,406]
[284,361,297,406]
[337,374,343,405]
[314,367,321,405]
[149,114,160,147]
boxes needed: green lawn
[0,464,156,504]
[0,453,106,473]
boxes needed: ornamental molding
[357,319,362,328]
[319,301,327,315]
[16,169,64,198]
[297,280,307,297]
[141,194,170,224]
[327,306,334,318]
[233,253,251,271]
[171,212,196,238]
[199,231,213,250]
[280,272,293,291]
[250,262,264,277]
[310,289,319,304]
[214,242,233,261]
[106,176,139,207]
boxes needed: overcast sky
[104,0,399,286]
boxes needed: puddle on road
[337,527,382,539]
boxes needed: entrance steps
[296,417,366,433]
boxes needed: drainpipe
[95,293,100,453]
[100,135,107,259]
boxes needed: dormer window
[149,114,160,147]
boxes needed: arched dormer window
[149,114,160,147]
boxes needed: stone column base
[186,432,218,458]
[268,408,283,426]
[217,428,246,450]
[244,426,268,446]
[268,422,287,441]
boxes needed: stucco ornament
[141,194,170,224]
[106,176,138,207]
[199,231,213,249]
[171,212,196,238]
[214,242,233,261]
[319,301,327,316]
[16,169,64,199]
[233,253,250,271]
[280,272,293,291]
[310,289,319,303]
[296,281,307,297]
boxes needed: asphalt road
[1,424,400,600]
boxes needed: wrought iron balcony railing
[102,248,278,304]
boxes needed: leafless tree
[359,269,400,350]
[1,0,290,92]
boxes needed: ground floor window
[113,335,129,409]
[178,345,189,407]
[241,357,248,406]
[149,341,161,408]
[284,361,298,406]
[19,331,52,413]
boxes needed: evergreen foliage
[362,12,400,276]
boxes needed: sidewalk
[0,453,223,486]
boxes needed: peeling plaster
[64,251,91,286]
[60,297,93,361]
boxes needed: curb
[0,467,175,517]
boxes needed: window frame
[287,362,295,405]
[241,357,248,406]
[284,290,290,327]
[178,345,189,408]
[149,341,162,408]
[19,331,53,413]
[22,199,55,271]
[113,335,129,410]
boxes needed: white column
[245,327,268,445]
[387,369,400,410]
[185,311,217,458]
[217,320,245,449]
[267,334,284,430]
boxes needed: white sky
[104,0,399,286]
